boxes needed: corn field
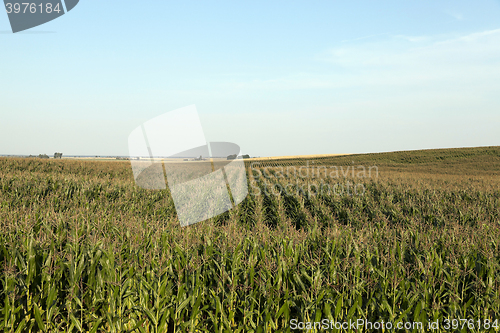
[1,146,500,332]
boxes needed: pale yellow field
[62,154,351,162]
[247,153,350,161]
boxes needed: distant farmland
[0,146,499,332]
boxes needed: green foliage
[0,147,499,332]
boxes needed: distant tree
[227,154,237,160]
[54,152,63,159]
[38,154,49,159]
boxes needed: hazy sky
[1,0,499,157]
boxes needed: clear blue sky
[1,0,499,157]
